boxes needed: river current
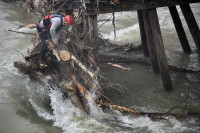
[0,1,200,133]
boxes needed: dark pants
[36,26,50,64]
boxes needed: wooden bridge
[72,0,200,90]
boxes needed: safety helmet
[64,15,74,25]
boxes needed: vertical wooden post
[88,15,99,65]
[88,15,98,46]
[143,10,160,73]
[137,10,149,57]
[143,9,173,90]
[180,4,200,50]
[83,15,89,34]
[168,6,191,53]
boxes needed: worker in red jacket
[36,14,74,67]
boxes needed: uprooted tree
[11,0,200,121]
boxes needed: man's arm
[50,17,62,43]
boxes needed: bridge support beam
[168,6,191,53]
[143,9,160,73]
[137,10,149,57]
[180,4,200,50]
[88,15,99,65]
[143,9,173,90]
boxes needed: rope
[55,0,70,14]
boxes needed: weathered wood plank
[180,4,200,50]
[168,6,191,53]
[84,0,200,15]
[87,15,99,65]
[88,15,98,46]
[83,15,89,33]
[143,9,160,73]
[14,61,43,81]
[144,9,173,90]
[137,10,149,57]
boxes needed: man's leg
[36,26,48,66]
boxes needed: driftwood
[8,29,35,35]
[15,28,199,120]
[25,52,39,61]
[14,61,47,82]
[58,50,95,78]
[71,52,95,78]
[99,44,200,74]
[59,50,71,61]
[60,80,88,114]
[14,61,142,116]
[14,58,200,120]
[13,0,200,125]
[107,62,131,70]
[15,60,200,119]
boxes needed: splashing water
[1,1,200,133]
[26,80,200,133]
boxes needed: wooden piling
[143,10,160,73]
[83,15,89,33]
[143,9,173,90]
[87,15,99,65]
[137,10,150,57]
[168,6,191,53]
[180,4,200,50]
[88,15,98,46]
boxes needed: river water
[0,1,200,133]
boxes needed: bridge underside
[77,0,200,90]
[83,0,200,15]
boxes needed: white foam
[101,24,139,44]
[29,98,55,121]
[115,112,165,132]
[27,83,200,133]
[48,89,113,133]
